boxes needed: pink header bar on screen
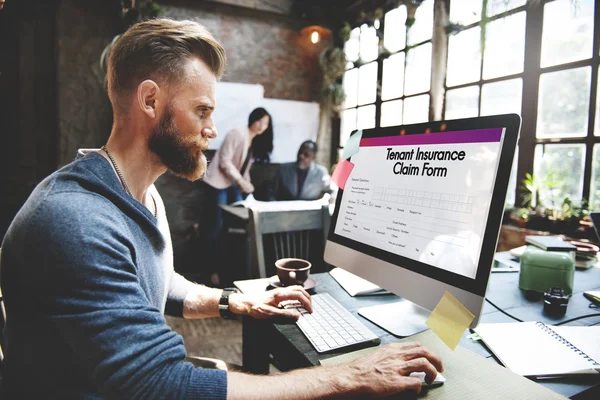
[360,128,503,147]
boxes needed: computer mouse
[409,371,445,388]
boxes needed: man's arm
[182,284,313,320]
[32,194,227,399]
[227,341,444,399]
[177,276,444,399]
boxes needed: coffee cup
[275,258,311,286]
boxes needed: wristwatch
[219,288,240,320]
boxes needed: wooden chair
[248,205,331,278]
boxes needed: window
[591,145,600,209]
[531,0,598,208]
[338,0,599,210]
[381,0,433,128]
[445,1,526,206]
[339,0,435,161]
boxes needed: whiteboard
[210,82,264,149]
[261,98,320,163]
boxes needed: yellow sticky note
[426,291,475,350]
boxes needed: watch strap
[219,288,240,319]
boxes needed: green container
[519,245,575,295]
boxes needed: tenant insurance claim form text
[334,128,504,280]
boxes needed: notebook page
[551,326,600,365]
[474,322,597,376]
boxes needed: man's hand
[229,286,312,320]
[340,341,444,397]
[237,178,255,194]
[227,341,444,399]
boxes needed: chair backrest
[249,205,331,278]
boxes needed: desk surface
[239,268,600,399]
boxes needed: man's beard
[149,109,207,181]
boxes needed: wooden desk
[238,268,600,399]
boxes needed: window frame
[338,3,435,155]
[517,0,600,207]
[336,0,600,208]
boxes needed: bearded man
[0,18,442,399]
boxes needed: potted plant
[504,173,593,241]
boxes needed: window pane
[537,67,591,138]
[404,94,429,124]
[343,68,358,108]
[405,43,431,96]
[483,12,526,80]
[357,62,378,106]
[534,144,585,206]
[450,0,482,26]
[382,52,405,101]
[340,108,357,147]
[541,0,595,68]
[384,5,407,52]
[344,27,360,63]
[445,85,479,120]
[407,0,434,46]
[381,99,404,127]
[357,105,376,129]
[506,147,519,207]
[591,145,600,210]
[447,27,481,87]
[487,0,526,17]
[596,66,600,137]
[360,25,379,63]
[481,78,522,116]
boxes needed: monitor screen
[334,127,503,280]
[325,115,521,327]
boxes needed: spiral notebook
[474,322,600,377]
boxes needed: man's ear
[137,80,160,119]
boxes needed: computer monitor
[591,212,600,243]
[324,114,521,336]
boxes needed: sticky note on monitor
[331,160,354,190]
[341,129,363,160]
[426,291,475,350]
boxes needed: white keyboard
[292,293,380,353]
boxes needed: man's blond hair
[107,19,226,111]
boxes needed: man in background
[270,140,332,201]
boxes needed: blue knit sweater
[0,151,227,399]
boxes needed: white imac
[324,114,521,336]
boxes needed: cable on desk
[484,298,524,322]
[552,313,600,326]
[486,298,600,325]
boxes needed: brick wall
[56,0,326,280]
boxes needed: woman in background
[203,107,273,283]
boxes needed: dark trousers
[204,183,244,285]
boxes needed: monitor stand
[358,300,430,337]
